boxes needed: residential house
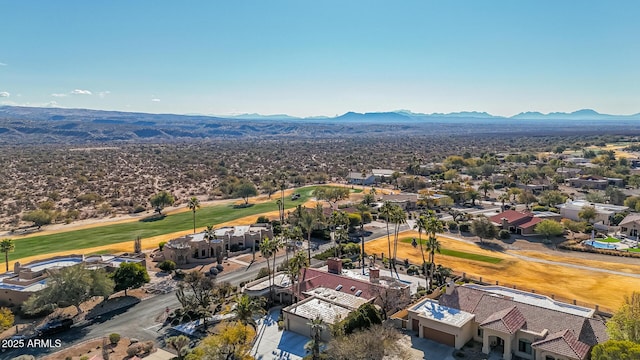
[381,193,419,210]
[347,171,375,186]
[407,284,608,360]
[372,168,396,183]
[489,210,545,236]
[161,224,273,265]
[619,213,640,238]
[567,175,624,190]
[557,200,628,227]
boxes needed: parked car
[36,318,73,336]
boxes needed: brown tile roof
[439,286,608,347]
[517,216,543,230]
[479,306,526,334]
[532,329,591,360]
[298,268,378,301]
[489,210,531,225]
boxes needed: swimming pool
[583,240,620,250]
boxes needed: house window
[545,356,555,360]
[518,339,532,354]
[477,328,483,338]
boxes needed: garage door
[423,326,455,347]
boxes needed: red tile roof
[532,329,591,360]
[489,210,531,225]
[480,306,526,334]
[298,268,379,301]
[517,216,543,230]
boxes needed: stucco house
[347,171,375,185]
[567,175,624,190]
[489,210,545,236]
[381,193,419,210]
[162,224,273,265]
[557,200,628,227]
[619,213,640,238]
[407,284,608,360]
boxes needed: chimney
[446,280,455,295]
[369,267,380,283]
[327,258,343,275]
[13,261,20,274]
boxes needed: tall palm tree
[379,201,394,276]
[356,203,369,272]
[479,181,494,199]
[271,237,282,297]
[424,215,443,288]
[299,210,317,264]
[414,216,428,288]
[0,239,14,272]
[187,197,200,234]
[232,294,266,329]
[287,250,309,303]
[260,237,275,302]
[391,206,406,279]
[305,315,325,360]
[498,193,510,211]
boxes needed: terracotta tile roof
[532,329,591,360]
[489,210,531,225]
[479,306,526,334]
[298,268,378,301]
[440,286,608,348]
[517,216,543,230]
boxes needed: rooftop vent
[355,290,362,297]
[335,284,343,291]
[350,286,356,291]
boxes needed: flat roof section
[284,296,352,325]
[411,298,475,327]
[305,287,370,310]
[465,285,594,317]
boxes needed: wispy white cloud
[151,98,161,102]
[70,89,92,95]
[0,62,7,66]
[51,93,67,97]
[98,91,111,98]
[45,101,59,107]
[0,91,10,97]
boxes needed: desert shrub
[255,267,270,280]
[127,343,143,357]
[342,243,361,256]
[407,265,420,275]
[531,205,548,212]
[342,258,353,269]
[256,215,270,223]
[447,221,458,231]
[109,333,121,345]
[459,223,470,232]
[498,229,511,240]
[158,241,166,251]
[158,260,176,272]
[142,341,154,353]
[132,205,146,213]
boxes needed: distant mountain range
[1,105,639,144]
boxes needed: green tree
[606,291,640,343]
[22,265,114,315]
[187,197,201,233]
[287,250,309,303]
[231,294,265,329]
[379,201,395,277]
[176,270,219,330]
[259,237,276,302]
[425,236,442,288]
[592,340,640,360]
[470,216,497,243]
[112,262,150,296]
[313,186,350,210]
[233,182,258,205]
[498,193,511,211]
[189,321,255,360]
[414,216,428,288]
[538,190,568,207]
[579,205,598,223]
[0,238,14,272]
[534,220,564,242]
[22,209,54,229]
[166,335,191,360]
[467,190,480,205]
[150,191,175,214]
[0,307,14,331]
[390,205,406,278]
[478,181,493,199]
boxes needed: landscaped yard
[9,186,328,262]
[601,237,621,243]
[399,237,503,264]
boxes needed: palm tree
[260,237,275,302]
[498,193,510,211]
[299,210,317,264]
[479,181,494,199]
[391,206,406,279]
[379,201,394,276]
[0,239,14,272]
[468,190,480,206]
[305,315,325,360]
[424,215,444,288]
[356,203,369,272]
[271,237,282,297]
[232,294,266,329]
[187,197,200,234]
[287,250,309,303]
[414,216,428,288]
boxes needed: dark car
[291,193,301,200]
[36,318,73,336]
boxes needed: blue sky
[1,1,639,117]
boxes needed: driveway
[252,308,307,360]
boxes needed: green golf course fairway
[8,186,331,262]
